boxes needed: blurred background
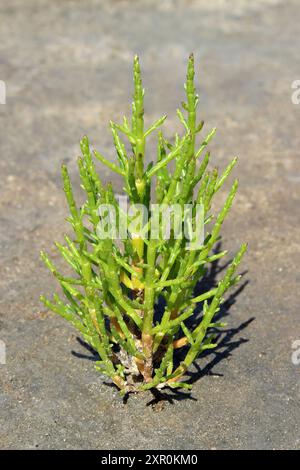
[0,0,299,450]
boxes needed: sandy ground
[0,0,299,449]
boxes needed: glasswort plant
[41,55,246,395]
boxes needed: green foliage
[41,55,246,395]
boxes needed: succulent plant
[41,54,246,396]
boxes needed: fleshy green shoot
[41,55,246,396]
